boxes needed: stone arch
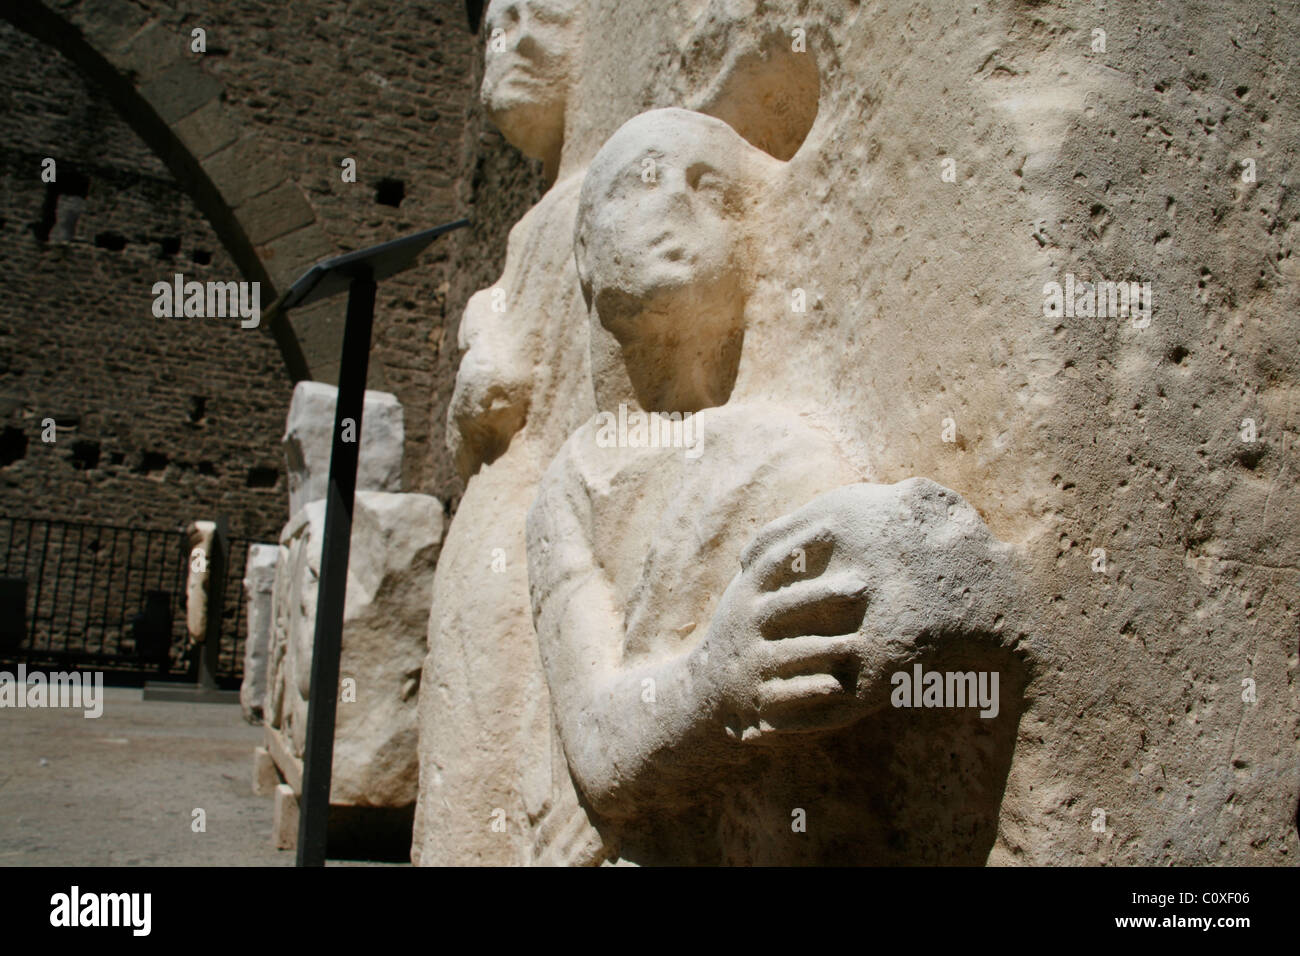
[2,0,347,383]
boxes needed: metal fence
[0,515,249,685]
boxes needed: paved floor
[0,685,292,866]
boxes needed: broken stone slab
[240,543,279,724]
[266,490,443,808]
[282,381,405,520]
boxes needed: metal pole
[296,269,376,867]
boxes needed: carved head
[481,0,584,168]
[446,285,532,479]
[574,109,778,349]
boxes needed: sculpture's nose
[647,167,693,221]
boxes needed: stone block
[266,491,443,808]
[282,381,405,519]
[239,182,316,247]
[240,543,278,724]
[138,61,222,124]
[201,137,284,209]
[173,100,240,161]
[252,745,279,796]
[259,224,334,292]
[272,783,298,850]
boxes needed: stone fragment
[272,784,298,850]
[282,381,404,520]
[252,746,279,796]
[267,491,443,808]
[240,543,279,724]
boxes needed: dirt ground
[1,685,294,866]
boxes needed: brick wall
[0,18,293,541]
[0,3,545,528]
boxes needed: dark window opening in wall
[159,236,181,258]
[0,426,27,466]
[136,451,168,474]
[187,395,207,424]
[70,439,100,470]
[192,249,212,265]
[375,178,405,207]
[34,169,90,242]
[109,452,125,466]
[198,460,217,476]
[94,231,127,251]
[246,466,278,488]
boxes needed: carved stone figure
[480,0,585,183]
[526,108,1023,863]
[413,0,601,865]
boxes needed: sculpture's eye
[496,3,521,29]
[529,1,575,27]
[686,163,727,202]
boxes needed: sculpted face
[576,109,769,337]
[482,0,583,164]
[447,286,531,478]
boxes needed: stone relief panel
[419,0,1300,865]
[526,108,1026,864]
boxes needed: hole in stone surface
[0,426,27,466]
[1167,345,1189,365]
[689,26,822,161]
[137,451,169,474]
[192,249,212,265]
[198,461,217,476]
[246,466,278,488]
[375,178,405,207]
[187,395,207,424]
[94,231,127,251]
[159,236,181,258]
[35,169,90,243]
[1236,443,1265,470]
[70,440,100,470]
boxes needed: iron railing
[0,515,250,685]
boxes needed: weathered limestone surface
[419,0,1300,865]
[265,384,443,810]
[282,381,405,519]
[413,0,600,866]
[267,491,443,807]
[240,543,279,724]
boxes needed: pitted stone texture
[412,0,599,868]
[267,491,443,808]
[240,543,279,724]
[414,0,1300,867]
[282,382,405,520]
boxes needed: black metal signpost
[269,219,469,867]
